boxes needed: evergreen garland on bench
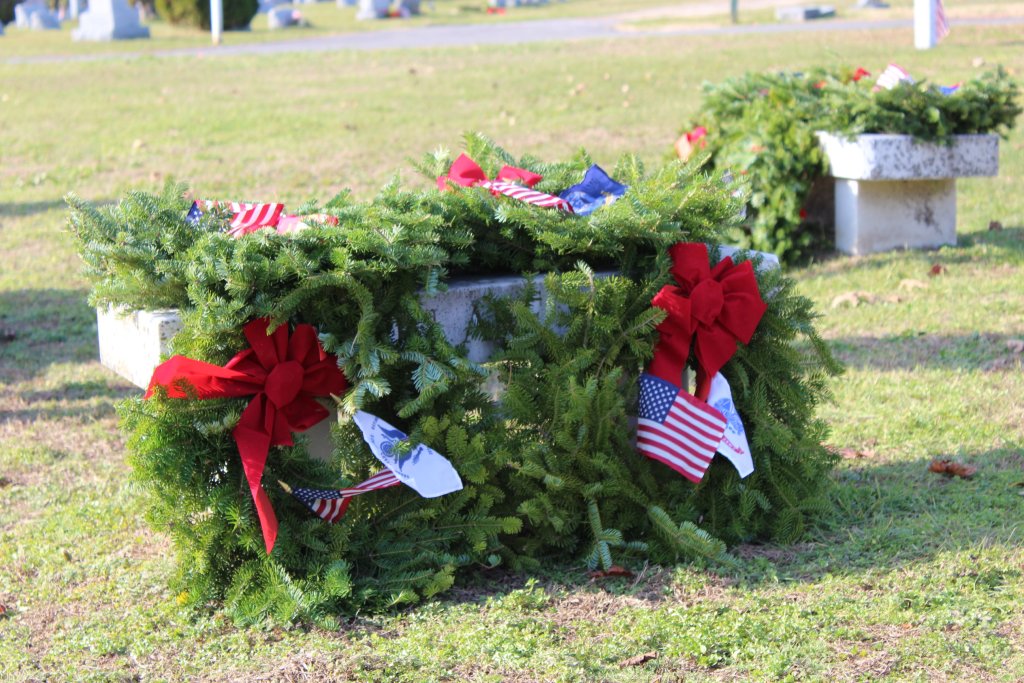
[68,133,841,625]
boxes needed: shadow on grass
[829,331,1024,370]
[0,288,99,381]
[801,226,1024,280]
[734,448,1024,585]
[0,199,79,219]
[419,448,1024,612]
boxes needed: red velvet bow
[436,153,543,191]
[146,318,348,554]
[649,243,767,401]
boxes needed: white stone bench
[96,245,778,459]
[816,133,999,255]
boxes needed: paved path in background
[6,10,1024,65]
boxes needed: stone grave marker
[15,0,61,29]
[267,6,299,28]
[356,0,389,18]
[775,5,835,21]
[73,0,150,40]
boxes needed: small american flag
[286,470,401,523]
[187,200,285,237]
[935,0,950,42]
[636,373,727,483]
[482,181,575,213]
[874,63,914,91]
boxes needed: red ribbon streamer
[648,243,767,401]
[146,318,348,554]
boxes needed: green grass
[0,0,679,59]
[2,19,1023,682]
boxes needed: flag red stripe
[636,439,706,482]
[637,420,716,466]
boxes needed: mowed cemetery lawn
[2,20,1023,682]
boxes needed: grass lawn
[1,18,1023,682]
[0,0,684,59]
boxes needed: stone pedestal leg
[834,178,957,255]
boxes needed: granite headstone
[72,0,150,39]
[15,0,61,29]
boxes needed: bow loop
[437,153,542,190]
[668,242,712,292]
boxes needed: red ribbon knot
[146,318,347,554]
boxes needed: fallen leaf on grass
[0,604,8,618]
[619,651,658,668]
[989,220,1003,231]
[1007,339,1024,354]
[929,460,977,479]
[898,279,928,292]
[0,476,12,488]
[839,448,877,460]
[589,565,634,580]
[830,291,876,308]
[928,263,947,277]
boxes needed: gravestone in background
[356,0,389,18]
[15,0,61,29]
[267,6,298,27]
[258,0,288,13]
[72,0,150,39]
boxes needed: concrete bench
[96,245,778,460]
[816,133,999,255]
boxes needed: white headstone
[356,0,389,19]
[31,10,61,27]
[267,6,297,27]
[72,0,150,39]
[16,0,61,29]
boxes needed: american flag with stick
[281,470,402,524]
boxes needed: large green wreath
[68,134,841,625]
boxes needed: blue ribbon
[559,165,627,216]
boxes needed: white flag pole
[914,0,936,49]
[210,0,223,45]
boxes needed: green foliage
[688,67,1022,263]
[154,0,257,30]
[0,0,18,25]
[68,134,840,622]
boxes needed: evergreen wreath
[682,66,1021,263]
[68,133,841,625]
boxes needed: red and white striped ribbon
[198,200,285,237]
[874,63,914,91]
[482,180,575,214]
